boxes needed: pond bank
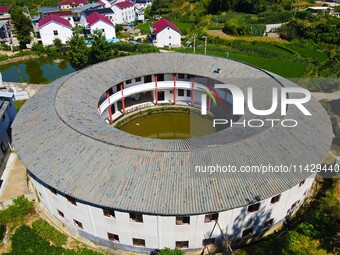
[0,54,42,66]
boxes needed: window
[126,79,132,84]
[247,202,260,213]
[263,218,274,229]
[49,187,57,195]
[103,208,115,218]
[169,36,171,39]
[176,241,189,248]
[66,196,77,206]
[270,194,281,204]
[176,216,190,225]
[132,238,145,247]
[178,73,185,79]
[135,77,141,82]
[186,90,191,97]
[130,213,143,223]
[202,238,215,246]
[53,30,58,35]
[299,180,305,187]
[144,75,152,83]
[57,210,64,218]
[242,227,253,237]
[73,219,83,229]
[101,29,105,33]
[204,213,219,223]
[108,232,119,242]
[178,89,184,97]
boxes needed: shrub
[5,225,63,255]
[32,219,67,246]
[0,196,33,225]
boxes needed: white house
[80,8,115,27]
[58,0,89,10]
[38,14,73,45]
[86,12,116,39]
[112,1,135,24]
[151,18,181,48]
[49,11,75,27]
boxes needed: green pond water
[0,57,75,84]
[118,112,216,139]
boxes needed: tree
[9,4,33,49]
[68,33,90,70]
[88,29,112,65]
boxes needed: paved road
[312,90,340,101]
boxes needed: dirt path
[0,153,30,202]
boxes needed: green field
[176,47,307,78]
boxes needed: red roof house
[86,12,116,39]
[0,6,9,14]
[58,0,89,9]
[115,1,134,9]
[152,18,181,35]
[38,14,71,29]
[86,12,113,27]
[38,14,73,46]
[151,18,181,48]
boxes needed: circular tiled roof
[12,53,333,215]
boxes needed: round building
[12,53,333,253]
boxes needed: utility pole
[202,36,207,55]
[193,34,197,54]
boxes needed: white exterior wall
[30,170,315,252]
[112,6,135,24]
[80,15,87,26]
[90,21,116,39]
[154,27,181,48]
[62,16,75,27]
[39,23,73,45]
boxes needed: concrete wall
[30,172,315,252]
[112,6,135,24]
[90,21,116,39]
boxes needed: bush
[0,54,9,61]
[32,219,67,246]
[157,248,185,255]
[0,196,33,225]
[5,225,63,255]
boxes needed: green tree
[53,38,65,54]
[9,4,33,49]
[68,33,89,70]
[88,29,112,65]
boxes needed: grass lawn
[13,100,27,111]
[136,21,152,35]
[172,22,193,34]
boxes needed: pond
[118,112,216,139]
[0,57,75,84]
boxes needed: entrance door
[158,91,165,101]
